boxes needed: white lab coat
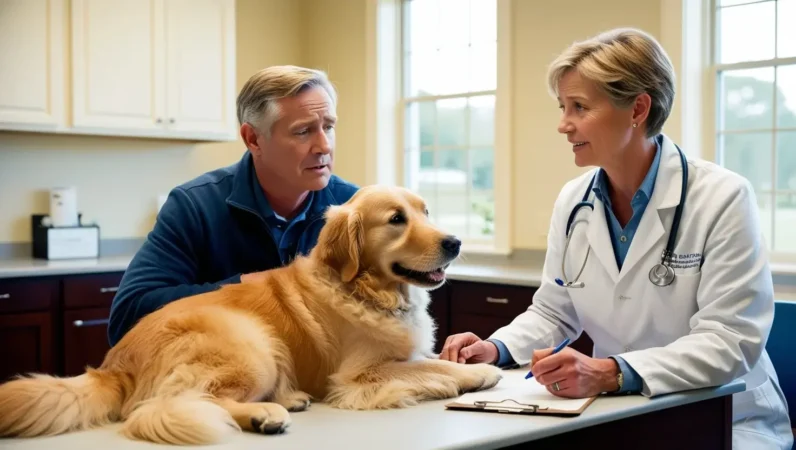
[490,134,793,449]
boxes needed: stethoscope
[555,144,688,289]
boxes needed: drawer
[450,280,536,319]
[0,278,59,314]
[62,272,124,309]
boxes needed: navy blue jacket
[107,151,359,346]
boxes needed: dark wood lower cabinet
[63,308,112,376]
[0,312,53,383]
[0,272,120,381]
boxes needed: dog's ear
[318,205,363,282]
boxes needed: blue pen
[525,337,571,379]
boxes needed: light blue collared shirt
[488,137,664,394]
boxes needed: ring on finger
[553,382,560,391]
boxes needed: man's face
[250,86,337,192]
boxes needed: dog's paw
[245,403,291,435]
[275,390,312,412]
[455,363,503,394]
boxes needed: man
[108,65,358,346]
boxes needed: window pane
[406,49,439,97]
[436,98,467,147]
[404,0,439,54]
[720,132,773,193]
[718,0,768,6]
[778,0,796,58]
[405,101,436,149]
[777,65,796,128]
[437,47,470,95]
[469,147,494,238]
[470,0,496,45]
[775,193,796,253]
[469,43,496,92]
[404,149,438,219]
[470,147,494,190]
[468,95,495,146]
[758,190,774,252]
[438,0,469,49]
[777,131,796,190]
[718,1,775,64]
[470,192,494,238]
[720,68,775,131]
[435,149,469,238]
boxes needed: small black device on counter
[31,214,100,260]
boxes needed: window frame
[366,0,513,255]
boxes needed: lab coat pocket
[732,378,790,442]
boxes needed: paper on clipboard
[446,372,595,415]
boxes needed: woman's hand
[530,347,620,398]
[438,332,499,364]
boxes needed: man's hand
[530,347,620,398]
[438,332,499,364]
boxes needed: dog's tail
[120,390,239,445]
[0,368,128,438]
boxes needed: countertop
[0,369,745,450]
[0,253,545,287]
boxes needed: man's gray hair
[237,65,337,138]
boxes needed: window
[399,0,509,251]
[712,0,796,256]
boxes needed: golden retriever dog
[0,185,502,445]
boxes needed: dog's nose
[441,236,461,256]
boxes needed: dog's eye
[389,212,406,225]
[424,208,429,216]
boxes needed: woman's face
[556,69,638,168]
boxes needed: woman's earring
[632,123,638,128]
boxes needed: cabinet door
[63,308,111,376]
[164,0,236,140]
[0,313,53,383]
[71,0,166,134]
[0,0,66,131]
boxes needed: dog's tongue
[427,268,445,282]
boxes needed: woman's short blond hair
[236,65,337,138]
[547,28,675,137]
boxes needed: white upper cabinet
[0,0,237,142]
[164,0,237,140]
[0,0,66,131]
[71,0,165,134]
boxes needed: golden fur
[0,185,502,445]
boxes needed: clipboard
[445,395,597,416]
[444,371,597,416]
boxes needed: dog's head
[313,185,460,290]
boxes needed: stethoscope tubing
[555,143,688,289]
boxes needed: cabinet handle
[169,118,175,124]
[0,293,9,299]
[486,297,509,304]
[100,286,119,294]
[73,318,110,327]
[156,118,163,124]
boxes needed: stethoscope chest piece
[648,263,675,287]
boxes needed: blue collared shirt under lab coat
[489,137,663,394]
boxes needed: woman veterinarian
[440,28,793,449]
